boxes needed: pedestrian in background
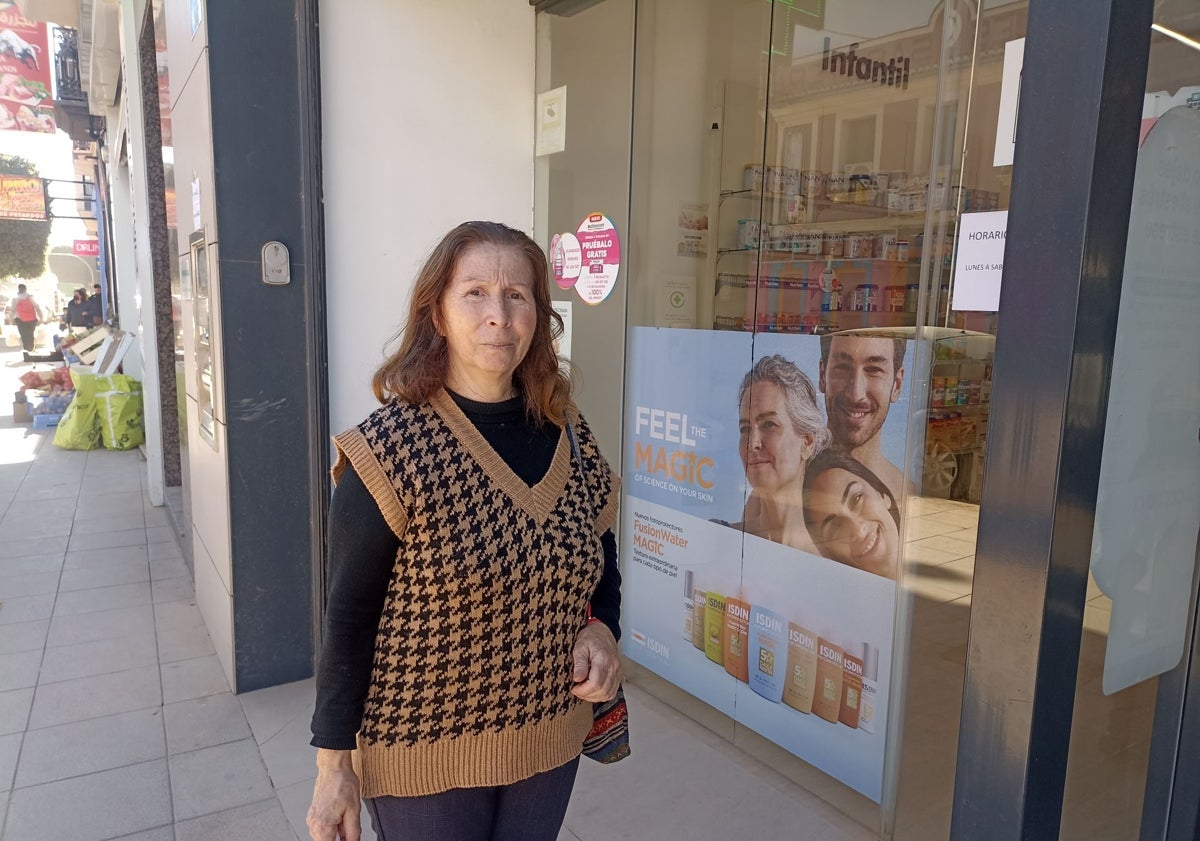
[307,220,623,841]
[5,283,45,352]
[85,284,104,325]
[62,288,92,329]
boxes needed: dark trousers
[364,757,579,841]
[15,319,36,352]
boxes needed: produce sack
[53,367,102,450]
[19,370,54,391]
[52,366,73,390]
[96,375,144,451]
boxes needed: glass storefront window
[530,0,1027,833]
[538,0,1200,836]
[534,0,634,456]
[617,2,1031,836]
[886,3,1027,839]
[607,0,1026,835]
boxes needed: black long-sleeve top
[310,391,621,750]
[64,298,90,327]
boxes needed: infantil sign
[821,38,911,90]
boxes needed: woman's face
[436,244,537,395]
[805,467,899,578]
[738,381,815,497]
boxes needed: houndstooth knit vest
[331,389,620,797]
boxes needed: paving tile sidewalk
[0,422,305,840]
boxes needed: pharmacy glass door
[1057,3,1200,837]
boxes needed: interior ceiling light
[1151,23,1200,53]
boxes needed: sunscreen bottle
[813,637,845,722]
[692,588,707,651]
[683,571,695,642]
[839,641,865,728]
[704,591,726,665]
[722,597,751,683]
[859,643,880,734]
[748,605,786,703]
[782,622,818,714]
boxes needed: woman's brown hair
[372,221,573,424]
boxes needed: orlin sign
[73,239,99,257]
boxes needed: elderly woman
[307,221,623,841]
[729,354,830,553]
[802,448,901,579]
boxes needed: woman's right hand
[307,749,362,841]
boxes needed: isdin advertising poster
[621,327,911,802]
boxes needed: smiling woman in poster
[802,449,901,579]
[721,354,831,553]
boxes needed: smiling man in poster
[819,334,907,504]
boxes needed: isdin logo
[631,629,670,658]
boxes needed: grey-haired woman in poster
[719,354,830,554]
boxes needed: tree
[0,154,51,280]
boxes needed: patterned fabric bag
[565,419,631,765]
[582,686,631,764]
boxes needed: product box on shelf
[845,232,874,259]
[822,232,846,258]
[875,232,899,261]
[800,170,826,198]
[737,219,760,250]
[952,187,1002,212]
[795,229,823,257]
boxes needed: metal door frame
[298,0,331,657]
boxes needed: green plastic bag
[53,367,102,451]
[96,375,144,451]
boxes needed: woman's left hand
[570,621,622,702]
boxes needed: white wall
[117,0,165,507]
[163,0,236,688]
[106,137,142,382]
[320,0,537,436]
